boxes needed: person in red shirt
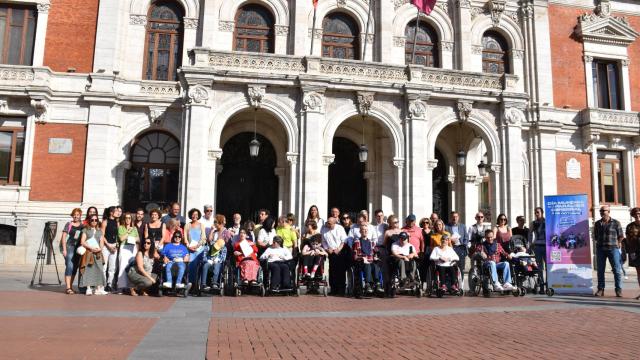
[233,229,260,285]
[402,214,425,284]
[475,229,515,292]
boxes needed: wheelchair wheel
[511,288,520,297]
[416,287,423,298]
[389,287,396,298]
[546,288,555,297]
[457,289,464,297]
[219,282,225,297]
[235,288,241,297]
[436,288,444,298]
[322,286,327,297]
[260,285,266,297]
[183,283,191,298]
[519,287,526,297]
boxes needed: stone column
[364,171,375,216]
[405,95,428,217]
[299,87,327,215]
[275,167,286,216]
[123,14,147,79]
[456,0,473,70]
[201,0,220,48]
[448,174,456,212]
[464,175,479,226]
[292,0,310,55]
[501,106,526,222]
[183,18,198,65]
[379,0,394,63]
[287,153,299,215]
[621,59,632,111]
[425,159,438,216]
[275,25,289,54]
[589,142,600,218]
[392,159,405,221]
[490,163,502,221]
[33,3,50,67]
[92,0,122,72]
[179,84,215,213]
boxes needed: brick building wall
[556,151,592,208]
[43,0,100,73]
[628,15,640,111]
[29,124,87,202]
[548,5,588,110]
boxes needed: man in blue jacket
[445,211,468,280]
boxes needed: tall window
[598,151,625,205]
[482,31,509,74]
[124,131,180,211]
[234,4,274,53]
[0,120,25,185]
[592,60,622,110]
[143,1,184,81]
[404,20,439,67]
[0,4,37,65]
[322,13,359,60]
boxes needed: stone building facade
[0,0,639,264]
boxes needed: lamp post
[477,160,487,177]
[359,115,368,163]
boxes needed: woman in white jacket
[430,235,460,292]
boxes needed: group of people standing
[57,202,640,299]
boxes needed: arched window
[143,1,184,81]
[404,20,439,67]
[234,4,275,53]
[124,131,180,212]
[322,13,359,60]
[481,31,509,74]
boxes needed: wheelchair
[296,256,328,297]
[192,258,228,297]
[158,260,191,298]
[388,256,423,298]
[229,261,266,297]
[468,253,519,298]
[345,260,379,299]
[263,259,297,296]
[426,260,464,298]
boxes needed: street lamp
[359,115,367,163]
[249,108,260,158]
[477,160,487,177]
[456,150,466,167]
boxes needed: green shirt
[276,226,297,249]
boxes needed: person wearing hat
[391,231,418,283]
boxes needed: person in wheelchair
[351,224,376,295]
[301,233,326,279]
[429,234,460,293]
[475,229,515,292]
[260,236,293,290]
[233,229,260,286]
[162,231,190,289]
[200,237,227,292]
[391,232,418,285]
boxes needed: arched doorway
[328,137,366,216]
[432,148,449,220]
[124,131,180,212]
[216,132,278,222]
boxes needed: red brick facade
[556,151,592,208]
[29,124,87,202]
[628,16,640,111]
[43,0,100,73]
[548,5,587,109]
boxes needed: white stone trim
[129,0,199,19]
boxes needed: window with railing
[0,4,37,65]
[404,20,439,67]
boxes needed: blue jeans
[188,247,205,284]
[64,244,79,277]
[201,260,224,286]
[596,247,622,290]
[165,261,186,285]
[486,261,511,284]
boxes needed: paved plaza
[1,265,638,360]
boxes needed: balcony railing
[192,49,517,92]
[580,108,640,129]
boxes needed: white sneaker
[493,283,504,291]
[503,283,514,291]
[94,286,108,295]
[624,276,629,280]
[176,283,185,289]
[85,287,93,296]
[162,282,172,288]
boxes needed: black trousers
[437,265,456,287]
[268,262,291,289]
[328,252,346,295]
[454,245,467,279]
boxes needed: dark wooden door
[328,137,366,217]
[432,148,450,220]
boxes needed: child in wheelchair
[429,234,460,293]
[301,233,327,280]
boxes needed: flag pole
[362,0,373,61]
[310,4,318,55]
[411,6,420,64]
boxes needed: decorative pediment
[575,1,639,46]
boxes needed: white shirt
[201,216,214,239]
[391,241,415,256]
[321,225,347,250]
[375,223,387,246]
[257,228,276,247]
[227,224,241,236]
[259,247,293,263]
[348,224,377,242]
[430,246,460,267]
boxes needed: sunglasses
[89,219,98,222]
[205,210,213,212]
[476,216,484,218]
[145,241,151,245]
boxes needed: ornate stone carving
[393,36,406,47]
[30,99,48,122]
[596,0,612,18]
[218,21,234,32]
[183,18,198,29]
[337,0,346,7]
[583,55,594,63]
[187,84,209,105]
[361,33,374,44]
[129,14,147,26]
[322,154,335,166]
[209,52,305,73]
[506,10,519,24]
[471,45,483,55]
[465,174,477,183]
[512,49,524,59]
[393,0,407,11]
[621,59,630,67]
[470,7,484,20]
[421,69,503,90]
[303,91,324,112]
[356,91,375,116]
[247,85,266,108]
[275,25,289,36]
[581,108,640,128]
[0,67,35,82]
[37,3,50,13]
[447,174,456,183]
[456,100,473,122]
[576,0,639,46]
[319,59,406,81]
[286,153,299,165]
[490,163,502,173]
[440,41,454,52]
[208,149,223,161]
[608,135,622,149]
[308,29,323,39]
[427,159,439,170]
[408,99,427,119]
[457,0,471,9]
[14,217,28,228]
[140,81,181,96]
[582,127,600,151]
[148,106,166,126]
[392,159,405,169]
[503,107,525,126]
[0,97,7,113]
[488,0,507,27]
[436,1,449,16]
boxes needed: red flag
[313,0,319,9]
[411,0,437,15]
